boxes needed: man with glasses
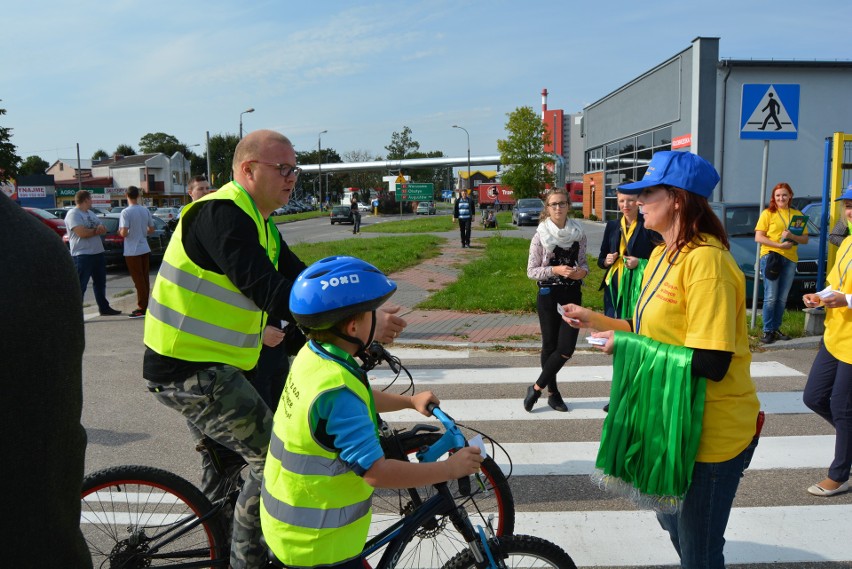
[143,129,408,568]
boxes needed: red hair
[767,182,794,213]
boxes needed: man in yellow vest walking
[142,130,406,568]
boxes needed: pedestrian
[754,182,809,344]
[453,188,475,247]
[351,194,361,234]
[597,190,659,318]
[142,129,406,569]
[801,188,852,497]
[1,193,92,568]
[564,151,760,569]
[65,189,121,316]
[119,185,155,318]
[187,175,211,202]
[261,256,482,569]
[523,187,588,413]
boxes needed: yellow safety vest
[143,182,280,370]
[261,342,378,567]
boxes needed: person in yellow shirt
[801,189,852,497]
[754,182,809,344]
[563,151,760,569]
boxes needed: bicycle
[81,344,521,568]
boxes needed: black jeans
[535,284,581,392]
[459,218,472,245]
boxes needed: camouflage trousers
[148,365,272,569]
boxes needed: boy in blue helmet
[261,256,483,569]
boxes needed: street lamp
[452,125,471,196]
[318,130,328,209]
[239,107,255,139]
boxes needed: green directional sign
[395,183,433,202]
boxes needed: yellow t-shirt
[634,235,760,463]
[755,207,808,262]
[824,235,852,364]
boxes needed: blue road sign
[740,84,800,140]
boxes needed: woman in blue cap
[562,151,760,569]
[801,187,852,497]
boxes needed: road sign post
[740,84,800,327]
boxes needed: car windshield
[518,199,542,208]
[29,208,57,220]
[100,217,119,232]
[716,205,821,237]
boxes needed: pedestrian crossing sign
[740,84,799,140]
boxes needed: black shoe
[547,391,569,412]
[603,403,610,413]
[99,307,121,316]
[774,330,791,341]
[760,332,775,344]
[128,309,146,319]
[523,385,541,412]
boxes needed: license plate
[801,280,817,291]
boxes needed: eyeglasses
[249,161,302,178]
[547,201,569,209]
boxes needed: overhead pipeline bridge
[298,155,502,174]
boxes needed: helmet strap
[330,310,377,361]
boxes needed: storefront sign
[17,186,48,198]
[671,134,692,149]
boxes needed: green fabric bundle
[593,332,706,513]
[616,258,648,319]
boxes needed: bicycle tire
[368,432,515,569]
[81,465,228,568]
[442,535,577,569]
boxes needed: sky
[2,0,851,167]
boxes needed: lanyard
[776,208,791,232]
[634,248,681,335]
[837,243,852,290]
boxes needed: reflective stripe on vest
[458,198,472,219]
[261,345,377,566]
[143,182,278,369]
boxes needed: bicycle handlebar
[416,405,467,463]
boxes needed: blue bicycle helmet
[289,256,397,330]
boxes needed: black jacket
[597,212,660,290]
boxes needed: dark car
[710,202,821,304]
[330,205,354,225]
[63,213,171,266]
[44,207,70,219]
[23,207,67,237]
[790,195,822,211]
[512,198,544,226]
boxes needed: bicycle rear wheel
[81,465,228,568]
[368,432,515,569]
[443,535,577,569]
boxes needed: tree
[207,133,240,186]
[497,106,553,199]
[115,144,136,156]
[384,126,420,160]
[18,155,49,176]
[341,149,382,196]
[138,132,187,156]
[296,147,343,202]
[0,104,21,182]
[91,149,109,161]
[190,153,207,179]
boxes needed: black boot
[523,385,541,412]
[547,391,569,412]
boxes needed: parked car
[110,206,127,214]
[330,205,354,224]
[44,207,70,219]
[273,204,301,216]
[801,202,825,234]
[709,202,822,304]
[23,207,67,237]
[62,213,171,266]
[416,202,436,215]
[511,198,544,226]
[357,202,371,213]
[790,195,822,211]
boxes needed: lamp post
[452,125,471,196]
[239,107,255,139]
[317,130,327,209]
[183,144,201,202]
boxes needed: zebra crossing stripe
[491,436,835,476]
[369,361,803,385]
[516,505,852,566]
[388,391,810,422]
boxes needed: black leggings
[535,284,581,392]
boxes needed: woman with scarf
[598,191,659,318]
[563,152,760,569]
[802,188,852,497]
[523,188,588,413]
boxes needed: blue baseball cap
[619,151,720,198]
[835,184,852,201]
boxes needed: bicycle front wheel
[442,535,577,569]
[369,432,515,569]
[81,465,228,568]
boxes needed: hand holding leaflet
[586,336,608,346]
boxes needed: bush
[588,214,599,221]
